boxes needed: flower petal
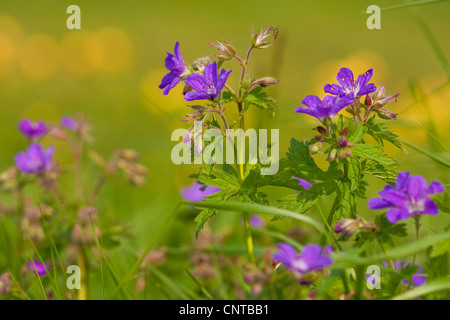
[422,198,439,215]
[323,83,344,96]
[164,53,176,70]
[184,91,211,101]
[406,175,428,200]
[426,181,444,195]
[203,62,218,88]
[385,207,410,223]
[162,76,181,95]
[185,74,207,92]
[217,69,232,93]
[159,72,177,90]
[368,197,392,209]
[395,172,410,191]
[301,95,322,109]
[336,68,354,90]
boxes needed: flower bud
[191,56,212,73]
[328,148,337,162]
[341,128,349,137]
[365,94,372,107]
[309,141,322,155]
[316,126,327,135]
[249,77,279,90]
[208,41,236,60]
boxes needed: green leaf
[221,91,235,104]
[366,116,404,151]
[194,208,217,238]
[334,179,357,222]
[242,87,276,117]
[196,165,240,190]
[277,181,336,216]
[352,143,398,168]
[287,138,331,181]
[346,120,367,144]
[362,159,398,184]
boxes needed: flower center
[205,83,216,95]
[292,258,308,273]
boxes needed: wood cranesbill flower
[368,172,444,223]
[273,243,333,284]
[15,143,55,174]
[181,182,221,201]
[184,61,231,101]
[159,42,189,95]
[324,67,376,98]
[18,119,48,140]
[294,94,355,122]
[27,259,48,276]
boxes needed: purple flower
[368,172,444,223]
[382,261,427,287]
[273,243,333,281]
[15,143,55,174]
[61,116,78,131]
[18,119,48,140]
[27,259,48,276]
[249,214,266,228]
[159,42,189,95]
[295,94,354,121]
[324,67,376,98]
[240,214,266,228]
[292,177,312,190]
[181,182,221,201]
[184,61,231,101]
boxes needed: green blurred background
[0,0,449,284]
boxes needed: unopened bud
[309,142,322,155]
[365,94,372,107]
[341,128,349,137]
[316,126,327,135]
[191,56,212,73]
[328,148,337,162]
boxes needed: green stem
[319,196,340,247]
[78,246,88,300]
[243,212,256,265]
[408,216,421,290]
[237,46,255,265]
[377,238,396,270]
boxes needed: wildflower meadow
[0,0,449,306]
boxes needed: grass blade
[409,5,450,79]
[184,201,326,235]
[400,139,450,169]
[391,277,450,300]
